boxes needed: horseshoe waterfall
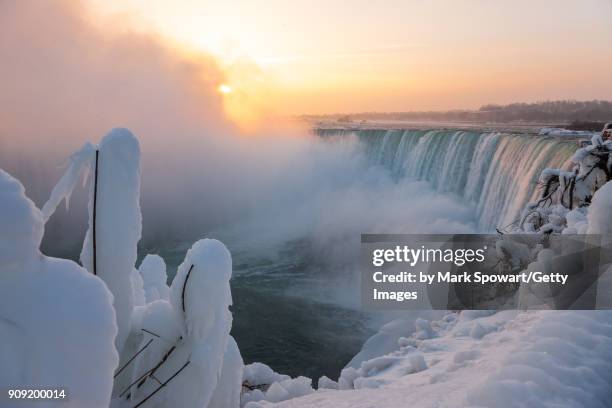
[316,128,576,232]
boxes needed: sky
[71,0,612,116]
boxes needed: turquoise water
[156,238,373,380]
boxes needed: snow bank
[80,128,142,353]
[260,310,612,408]
[0,169,118,408]
[467,311,612,407]
[345,311,444,370]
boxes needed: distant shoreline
[309,119,567,134]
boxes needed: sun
[218,84,233,94]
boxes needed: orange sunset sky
[86,0,612,118]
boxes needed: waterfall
[315,128,576,232]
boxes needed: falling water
[315,128,577,231]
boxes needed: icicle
[41,142,96,223]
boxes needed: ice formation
[139,254,170,303]
[209,337,244,408]
[42,128,144,355]
[131,268,147,308]
[345,312,444,370]
[40,142,96,222]
[0,169,118,408]
[240,362,315,407]
[253,309,612,408]
[520,137,611,233]
[80,128,142,353]
[119,239,242,408]
[35,129,243,407]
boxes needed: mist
[0,0,477,275]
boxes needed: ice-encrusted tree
[119,239,243,408]
[41,128,142,353]
[519,135,612,234]
[0,169,118,408]
[80,129,143,353]
[40,128,244,407]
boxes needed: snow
[263,382,290,403]
[131,268,146,307]
[123,238,241,408]
[585,181,612,309]
[587,180,612,237]
[114,299,181,400]
[244,377,314,407]
[564,207,588,235]
[520,138,611,233]
[209,337,244,408]
[139,254,170,302]
[0,169,44,265]
[80,128,143,353]
[243,362,291,387]
[0,169,118,408]
[169,238,233,342]
[345,311,444,369]
[249,172,612,407]
[467,311,612,407]
[538,128,597,138]
[256,310,612,408]
[241,363,315,407]
[317,376,338,390]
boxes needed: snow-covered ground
[245,309,612,408]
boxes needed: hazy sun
[218,84,233,94]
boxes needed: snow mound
[317,376,338,390]
[241,363,314,407]
[346,311,444,369]
[263,310,612,408]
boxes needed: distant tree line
[302,100,612,128]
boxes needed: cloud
[0,1,476,282]
[0,1,231,147]
[0,0,237,248]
